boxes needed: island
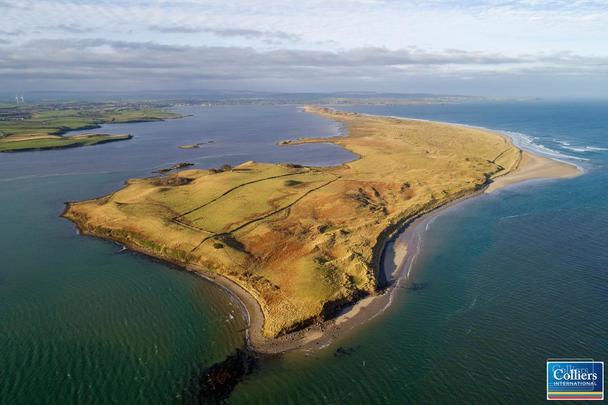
[0,101,180,152]
[62,106,579,352]
[179,141,215,149]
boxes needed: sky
[1,0,608,97]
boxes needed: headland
[62,106,579,353]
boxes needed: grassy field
[0,102,179,152]
[0,133,132,152]
[64,107,521,338]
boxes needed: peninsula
[0,102,180,152]
[62,107,579,352]
[0,133,133,152]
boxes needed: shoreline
[261,153,579,353]
[209,117,581,354]
[62,110,581,355]
[0,134,133,153]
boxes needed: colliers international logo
[547,360,604,401]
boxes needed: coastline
[1,110,182,153]
[484,151,579,193]
[203,116,581,354]
[62,109,581,355]
[0,134,133,153]
[253,155,579,354]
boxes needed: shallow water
[1,101,607,403]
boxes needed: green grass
[0,101,180,152]
[181,171,334,233]
[0,134,132,152]
[0,104,180,138]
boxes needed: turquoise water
[2,102,607,403]
[0,106,351,404]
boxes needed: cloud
[51,24,96,34]
[148,25,202,34]
[2,38,607,95]
[413,0,608,12]
[0,29,23,37]
[1,1,607,96]
[0,0,20,8]
[205,28,300,42]
[148,25,301,42]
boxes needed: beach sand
[485,151,580,193]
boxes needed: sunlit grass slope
[64,107,520,337]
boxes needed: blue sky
[1,0,608,96]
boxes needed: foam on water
[561,145,608,153]
[553,138,608,153]
[385,114,587,166]
[501,130,585,162]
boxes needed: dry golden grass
[64,107,520,337]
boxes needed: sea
[1,101,606,404]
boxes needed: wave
[553,138,608,153]
[383,113,588,166]
[500,130,588,163]
[499,213,531,221]
[561,145,608,153]
[425,216,437,231]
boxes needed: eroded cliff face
[64,107,520,337]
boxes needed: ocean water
[1,101,607,403]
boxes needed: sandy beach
[485,151,580,193]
